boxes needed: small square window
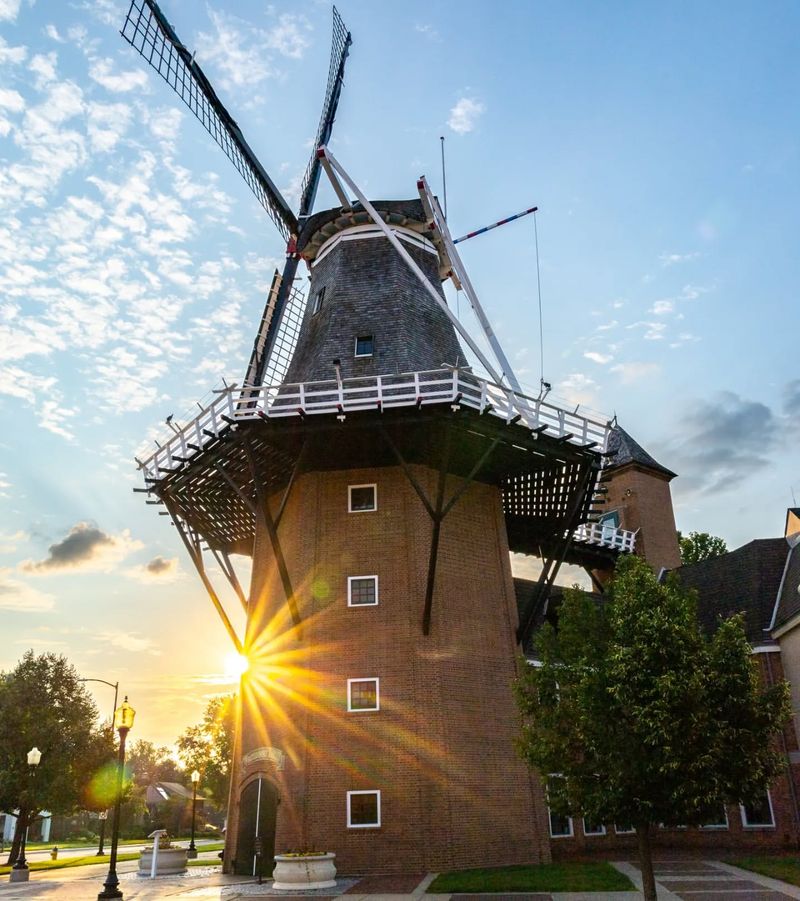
[347,790,380,828]
[354,335,374,357]
[741,792,775,828]
[348,576,378,607]
[549,809,573,838]
[349,484,376,512]
[348,678,379,712]
[312,286,326,315]
[700,805,729,829]
[582,819,606,836]
[614,824,635,835]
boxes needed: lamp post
[10,747,42,883]
[98,697,135,900]
[78,678,119,857]
[187,770,200,859]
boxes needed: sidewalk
[0,860,798,900]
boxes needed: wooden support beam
[162,492,243,654]
[212,547,248,612]
[422,423,453,636]
[379,425,436,519]
[242,438,303,633]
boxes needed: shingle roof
[676,538,788,643]
[773,540,800,631]
[605,425,676,479]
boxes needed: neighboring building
[0,811,51,844]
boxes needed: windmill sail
[249,7,352,388]
[121,0,298,241]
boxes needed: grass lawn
[727,855,800,887]
[427,862,634,893]
[25,836,220,850]
[0,852,140,875]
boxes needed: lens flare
[224,651,250,681]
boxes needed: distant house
[145,782,205,825]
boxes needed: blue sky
[0,0,798,743]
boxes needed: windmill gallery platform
[125,0,644,878]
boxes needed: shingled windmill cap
[604,424,676,480]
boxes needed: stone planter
[138,846,188,876]
[272,853,336,890]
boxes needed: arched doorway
[234,778,279,877]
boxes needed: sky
[0,0,798,746]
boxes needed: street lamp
[98,697,135,900]
[9,747,42,883]
[187,770,200,859]
[78,678,119,857]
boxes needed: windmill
[125,0,635,877]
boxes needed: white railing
[573,521,637,553]
[136,369,610,482]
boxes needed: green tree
[678,530,727,565]
[176,694,235,810]
[515,555,790,901]
[0,652,113,865]
[126,739,183,787]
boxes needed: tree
[126,740,183,787]
[176,694,235,810]
[678,530,727,565]
[515,555,790,901]
[0,652,113,865]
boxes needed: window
[546,775,573,838]
[348,575,378,607]
[347,678,379,712]
[354,335,374,357]
[349,484,376,512]
[312,286,326,314]
[700,805,729,829]
[347,790,380,828]
[582,819,606,836]
[741,791,775,828]
[614,824,635,835]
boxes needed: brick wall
[227,463,550,873]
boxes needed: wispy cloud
[448,97,485,135]
[0,0,21,24]
[584,351,613,365]
[89,57,148,93]
[610,361,660,384]
[415,23,441,42]
[0,571,55,612]
[659,251,700,267]
[125,555,182,584]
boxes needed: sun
[224,651,250,681]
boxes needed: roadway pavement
[18,839,221,863]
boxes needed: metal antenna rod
[440,136,447,220]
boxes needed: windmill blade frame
[249,7,352,388]
[121,0,298,241]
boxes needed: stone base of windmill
[272,853,337,890]
[138,846,188,876]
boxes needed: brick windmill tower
[125,0,612,876]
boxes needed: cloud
[0,36,27,65]
[558,372,597,406]
[584,351,613,365]
[415,23,441,42]
[0,0,21,23]
[651,300,674,316]
[0,88,25,113]
[665,391,777,495]
[610,361,660,384]
[0,530,26,553]
[126,555,182,583]
[0,571,55,611]
[195,9,310,90]
[784,380,800,419]
[21,522,143,573]
[448,97,485,135]
[659,251,700,267]
[92,630,161,655]
[89,58,148,93]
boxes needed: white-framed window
[546,775,573,838]
[354,335,374,358]
[614,824,635,835]
[582,819,606,836]
[741,791,775,828]
[347,678,379,712]
[349,483,376,512]
[347,790,381,828]
[312,286,326,315]
[700,805,729,829]
[348,575,378,607]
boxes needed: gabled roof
[145,781,196,805]
[605,425,676,480]
[785,508,800,538]
[676,538,788,643]
[773,539,800,632]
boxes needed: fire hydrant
[50,847,58,860]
